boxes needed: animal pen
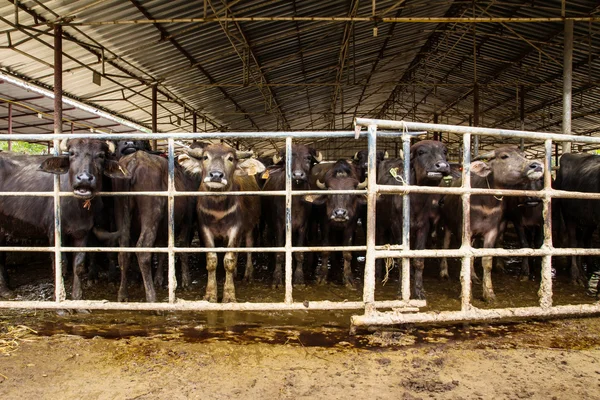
[0,1,599,330]
[0,117,599,331]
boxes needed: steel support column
[562,20,573,154]
[7,103,12,151]
[53,23,66,302]
[151,83,158,150]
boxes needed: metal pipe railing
[0,119,599,329]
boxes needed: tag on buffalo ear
[443,175,453,183]
[262,169,270,180]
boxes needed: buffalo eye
[227,156,234,162]
[97,153,105,159]
[69,151,75,157]
[203,155,209,160]
[500,154,509,160]
[418,150,425,156]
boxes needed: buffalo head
[178,144,265,190]
[39,138,129,199]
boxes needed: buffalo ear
[470,161,491,178]
[302,194,327,205]
[39,156,69,174]
[104,160,130,179]
[178,154,203,176]
[236,158,266,177]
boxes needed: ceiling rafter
[205,0,290,130]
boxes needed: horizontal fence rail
[0,120,598,331]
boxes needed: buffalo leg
[272,222,285,288]
[439,228,452,279]
[0,234,12,298]
[317,225,330,285]
[514,222,532,281]
[70,235,88,300]
[135,227,159,302]
[116,196,132,302]
[178,221,194,289]
[222,251,238,303]
[566,220,586,286]
[200,226,218,302]
[481,231,497,302]
[342,227,356,289]
[294,224,307,286]
[204,252,218,302]
[154,253,166,287]
[0,246,12,298]
[412,225,429,300]
[243,230,254,284]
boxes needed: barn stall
[0,1,597,333]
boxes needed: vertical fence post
[363,125,377,309]
[167,138,177,303]
[284,136,293,304]
[53,23,65,302]
[539,139,554,308]
[460,133,472,311]
[401,132,411,301]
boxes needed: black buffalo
[0,139,128,299]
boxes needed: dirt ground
[1,314,600,400]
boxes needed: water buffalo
[304,160,367,288]
[113,150,198,302]
[555,152,600,287]
[179,144,265,303]
[376,140,450,298]
[262,144,322,286]
[0,139,128,299]
[439,147,544,302]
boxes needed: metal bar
[6,188,600,201]
[401,132,411,301]
[355,119,600,144]
[167,138,176,303]
[2,246,600,258]
[460,133,472,311]
[351,304,600,327]
[4,125,600,143]
[0,299,424,312]
[52,24,65,303]
[284,136,293,304]
[68,17,600,26]
[363,124,377,307]
[562,19,573,153]
[539,139,554,308]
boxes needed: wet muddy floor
[1,251,600,399]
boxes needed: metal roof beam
[205,0,290,130]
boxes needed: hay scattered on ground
[0,323,38,356]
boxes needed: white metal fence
[0,119,598,330]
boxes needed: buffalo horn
[384,151,389,159]
[316,179,327,190]
[357,179,368,189]
[105,141,116,154]
[315,151,323,162]
[184,147,205,159]
[236,151,253,160]
[272,153,282,164]
[474,150,495,161]
[353,151,359,160]
[59,138,69,152]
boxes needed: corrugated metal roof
[0,0,598,158]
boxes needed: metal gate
[0,118,598,330]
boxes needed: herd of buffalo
[0,136,598,304]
